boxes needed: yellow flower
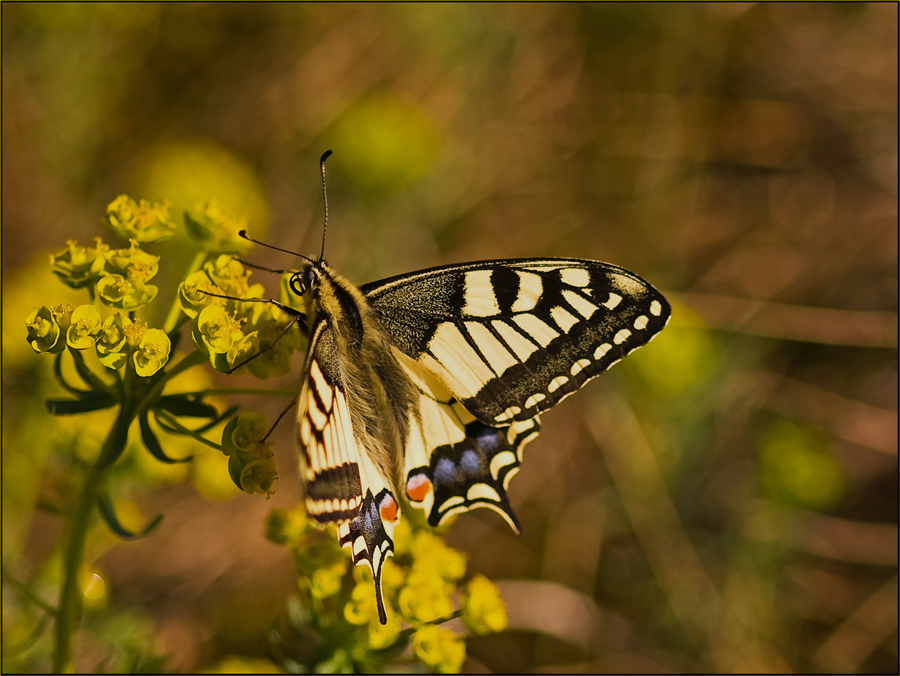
[223,331,260,375]
[178,270,220,319]
[264,507,309,545]
[410,530,467,584]
[50,303,74,332]
[246,339,292,380]
[398,569,454,624]
[122,318,147,348]
[310,562,345,599]
[229,411,268,452]
[236,452,278,497]
[66,304,102,350]
[461,575,507,635]
[411,625,466,674]
[133,328,171,377]
[104,240,159,283]
[204,254,249,289]
[25,306,63,354]
[381,557,406,593]
[367,610,401,649]
[96,312,130,369]
[194,304,243,356]
[97,274,158,310]
[344,579,379,626]
[50,238,108,288]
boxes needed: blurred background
[2,3,896,673]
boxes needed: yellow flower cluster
[265,505,509,673]
[29,228,178,376]
[182,255,303,378]
[345,519,506,672]
[25,302,171,377]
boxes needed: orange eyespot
[379,494,398,522]
[406,474,432,503]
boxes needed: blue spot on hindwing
[460,449,481,474]
[434,457,456,483]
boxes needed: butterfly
[242,152,671,624]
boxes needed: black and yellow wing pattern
[291,256,670,623]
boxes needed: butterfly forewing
[363,258,671,426]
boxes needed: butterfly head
[289,263,320,297]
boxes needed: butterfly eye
[289,272,306,296]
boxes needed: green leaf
[97,412,131,469]
[97,492,163,540]
[69,347,112,393]
[157,394,218,418]
[139,413,192,464]
[46,394,116,415]
[52,352,91,395]
[227,453,244,491]
[152,409,225,453]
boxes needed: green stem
[53,409,128,672]
[170,387,297,398]
[2,569,57,616]
[154,410,225,452]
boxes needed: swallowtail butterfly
[246,153,671,624]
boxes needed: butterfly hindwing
[297,318,397,624]
[393,349,540,532]
[363,258,671,426]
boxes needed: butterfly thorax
[297,261,417,491]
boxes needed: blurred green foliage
[327,95,440,195]
[759,420,844,509]
[3,3,896,673]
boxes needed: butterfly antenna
[238,230,314,264]
[318,149,332,262]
